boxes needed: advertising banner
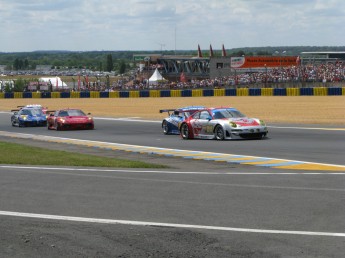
[231,56,298,69]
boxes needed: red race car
[47,109,94,130]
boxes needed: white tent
[39,77,68,89]
[148,68,166,85]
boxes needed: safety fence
[0,87,344,99]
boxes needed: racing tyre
[11,119,16,127]
[215,125,225,140]
[162,120,169,135]
[180,123,190,140]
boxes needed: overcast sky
[0,0,344,52]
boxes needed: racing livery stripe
[0,131,344,172]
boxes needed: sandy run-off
[1,96,344,125]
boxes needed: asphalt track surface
[0,112,345,257]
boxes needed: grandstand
[300,52,345,64]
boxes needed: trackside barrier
[5,92,14,98]
[274,88,287,96]
[286,88,300,96]
[23,92,32,98]
[109,91,120,98]
[203,89,214,97]
[300,88,313,96]
[192,89,203,97]
[182,89,192,97]
[70,92,80,98]
[149,90,160,98]
[140,90,150,97]
[214,89,225,96]
[32,92,41,98]
[160,90,170,97]
[41,92,51,98]
[119,91,129,98]
[261,88,274,96]
[14,92,22,98]
[313,87,327,96]
[90,91,100,98]
[237,88,249,96]
[129,91,139,98]
[100,92,109,98]
[60,92,69,99]
[225,89,236,96]
[327,87,342,96]
[80,92,90,98]
[2,87,344,99]
[249,88,261,96]
[170,90,182,97]
[51,92,60,98]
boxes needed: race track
[0,112,345,257]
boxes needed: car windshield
[62,109,86,116]
[212,109,246,119]
[21,109,43,116]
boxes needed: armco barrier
[1,87,344,99]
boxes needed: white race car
[179,107,268,140]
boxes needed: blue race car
[159,106,205,135]
[11,107,47,127]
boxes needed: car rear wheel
[11,119,16,127]
[162,120,169,135]
[180,123,190,140]
[215,125,225,140]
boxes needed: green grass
[0,141,168,168]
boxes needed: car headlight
[229,121,237,128]
[88,117,93,121]
[20,115,28,120]
[59,118,65,123]
[259,120,266,126]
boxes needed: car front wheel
[215,125,225,140]
[162,120,169,135]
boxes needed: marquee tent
[148,68,166,85]
[39,77,68,89]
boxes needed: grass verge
[0,141,168,168]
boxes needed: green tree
[106,54,113,72]
[13,78,25,92]
[119,60,126,74]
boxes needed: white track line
[0,211,344,237]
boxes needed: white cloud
[0,0,344,52]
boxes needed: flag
[78,74,81,91]
[180,72,187,83]
[222,44,227,57]
[197,44,202,57]
[209,44,214,57]
[296,56,300,65]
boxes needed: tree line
[1,46,344,73]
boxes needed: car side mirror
[207,116,212,121]
[88,113,91,115]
